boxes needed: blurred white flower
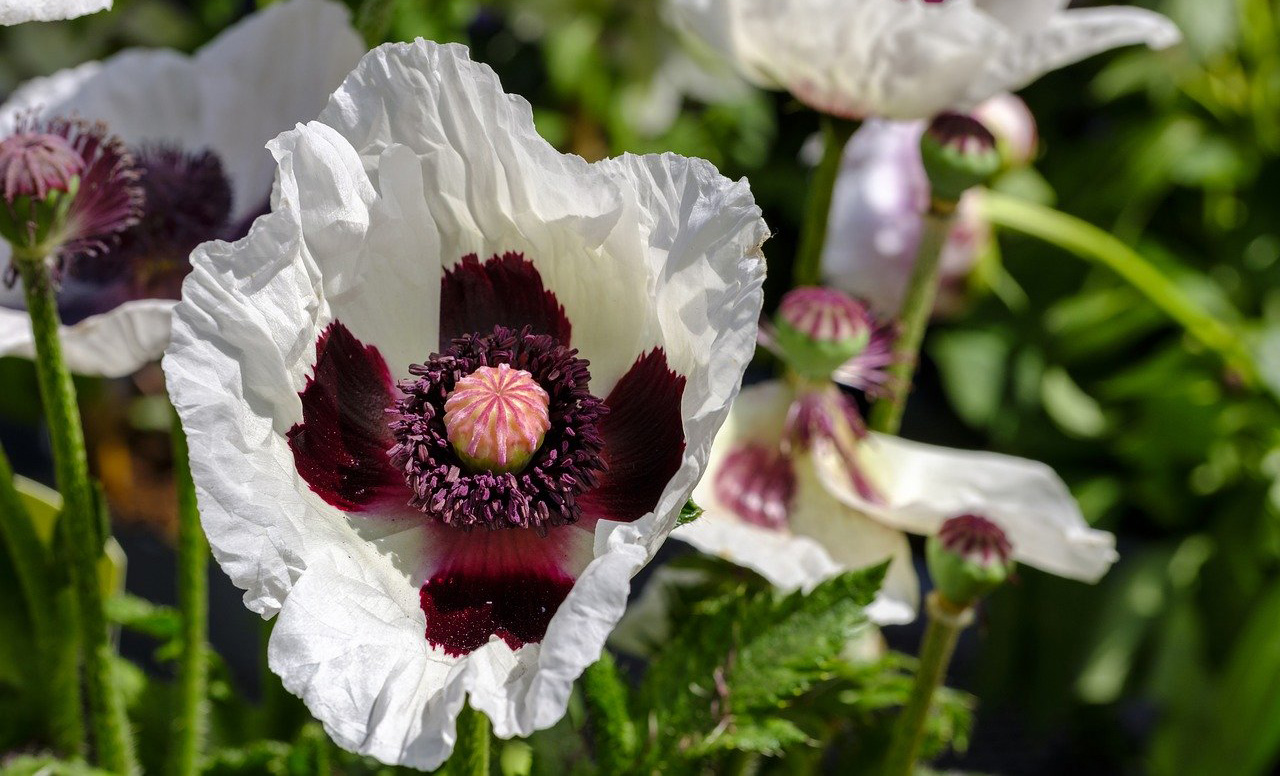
[0,0,110,25]
[668,0,1180,120]
[820,120,989,317]
[0,0,363,376]
[163,40,767,770]
[677,380,1117,623]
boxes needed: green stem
[355,0,398,46]
[793,117,858,287]
[0,442,83,754]
[978,190,1259,385]
[449,702,491,776]
[882,593,973,776]
[581,653,637,774]
[169,415,209,776]
[16,256,136,774]
[869,208,954,434]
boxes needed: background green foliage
[3,0,1280,773]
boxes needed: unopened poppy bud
[919,113,1000,208]
[772,286,873,380]
[926,513,1015,607]
[444,363,551,474]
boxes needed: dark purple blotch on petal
[420,571,574,657]
[578,349,686,524]
[439,252,572,349]
[287,320,408,512]
[418,526,579,655]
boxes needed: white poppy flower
[0,0,110,25]
[677,379,1116,622]
[667,0,1181,120]
[820,119,989,318]
[0,0,364,376]
[162,39,767,770]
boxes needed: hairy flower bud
[926,513,1015,607]
[919,113,1000,208]
[0,132,85,254]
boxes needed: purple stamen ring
[390,325,608,531]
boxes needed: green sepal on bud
[926,514,1015,608]
[772,316,869,381]
[0,176,79,260]
[919,113,1001,207]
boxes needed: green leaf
[641,564,886,764]
[676,499,704,527]
[105,594,182,640]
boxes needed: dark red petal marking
[287,321,408,512]
[438,252,572,349]
[419,527,579,656]
[578,349,686,524]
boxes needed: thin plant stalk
[979,191,1259,386]
[15,254,136,773]
[449,702,491,776]
[169,415,209,776]
[0,441,83,754]
[581,652,638,773]
[882,592,973,776]
[793,117,858,287]
[869,208,954,434]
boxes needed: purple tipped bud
[0,132,85,202]
[772,286,874,380]
[920,113,1000,206]
[444,364,551,474]
[926,513,1015,606]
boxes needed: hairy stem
[449,703,491,776]
[869,207,953,434]
[582,652,638,773]
[882,593,973,776]
[16,255,135,773]
[168,415,209,776]
[793,117,858,287]
[979,191,1259,385]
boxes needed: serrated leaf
[692,716,811,757]
[641,564,886,763]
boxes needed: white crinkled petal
[680,381,916,623]
[0,299,175,378]
[816,433,1118,583]
[974,0,1067,34]
[673,0,1007,120]
[0,0,109,25]
[167,39,766,770]
[959,6,1182,110]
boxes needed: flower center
[0,132,85,201]
[443,363,551,474]
[390,326,608,531]
[67,144,234,300]
[936,513,1012,566]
